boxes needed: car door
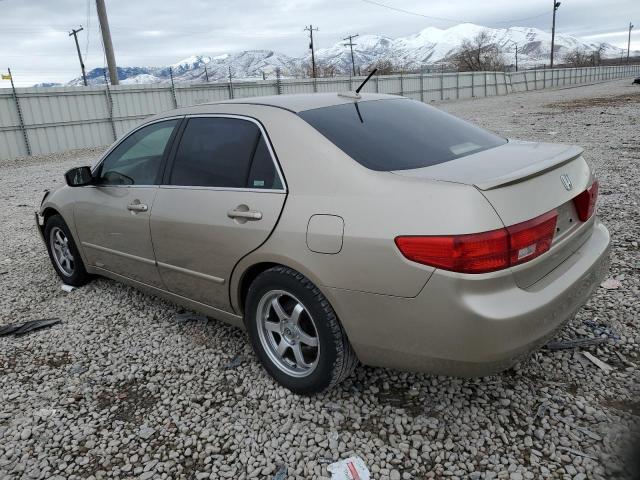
[150,115,287,310]
[74,118,181,287]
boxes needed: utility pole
[69,27,87,86]
[628,22,634,64]
[550,1,561,68]
[304,24,318,78]
[204,65,209,82]
[515,44,518,71]
[96,0,119,85]
[343,33,359,76]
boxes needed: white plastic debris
[61,284,76,292]
[600,278,621,289]
[581,351,613,373]
[328,456,370,480]
[138,425,156,439]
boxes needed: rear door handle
[227,208,262,221]
[127,202,148,212]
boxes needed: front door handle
[227,207,262,221]
[127,202,148,213]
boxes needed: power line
[628,22,634,64]
[359,0,467,23]
[359,0,550,26]
[304,24,318,78]
[69,26,88,86]
[550,1,561,68]
[84,0,91,61]
[343,34,359,76]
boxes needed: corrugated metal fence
[1,64,638,160]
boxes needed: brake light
[395,210,558,274]
[573,180,598,222]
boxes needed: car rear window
[298,98,506,171]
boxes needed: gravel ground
[1,79,638,480]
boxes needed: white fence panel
[0,65,638,160]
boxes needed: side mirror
[64,166,94,187]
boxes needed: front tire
[245,266,358,395]
[44,214,90,287]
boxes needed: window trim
[160,114,287,194]
[89,116,185,188]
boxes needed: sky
[0,0,638,86]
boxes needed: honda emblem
[560,174,573,191]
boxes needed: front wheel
[245,266,358,395]
[44,214,91,287]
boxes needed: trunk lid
[391,140,596,288]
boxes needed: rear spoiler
[475,145,584,191]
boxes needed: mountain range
[60,23,631,87]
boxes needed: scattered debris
[34,408,60,418]
[138,425,156,440]
[581,351,613,373]
[536,402,551,418]
[0,271,7,275]
[328,456,371,480]
[16,204,29,207]
[0,318,61,337]
[61,284,76,293]
[553,415,602,441]
[546,337,607,351]
[582,320,620,340]
[556,446,598,460]
[174,312,208,324]
[600,278,621,289]
[69,364,89,375]
[223,354,245,369]
[614,351,635,367]
[273,464,288,480]
[548,131,558,136]
[325,402,343,412]
[328,431,339,450]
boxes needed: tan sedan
[36,92,610,394]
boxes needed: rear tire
[44,214,91,287]
[245,266,358,394]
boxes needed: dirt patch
[545,91,640,110]
[96,381,158,423]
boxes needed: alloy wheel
[49,226,75,277]
[256,290,320,378]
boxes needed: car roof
[202,92,401,113]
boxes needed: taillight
[507,210,557,266]
[395,209,558,274]
[573,180,598,222]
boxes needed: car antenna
[356,68,377,94]
[338,68,378,100]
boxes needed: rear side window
[170,117,282,189]
[298,98,506,171]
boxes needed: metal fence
[1,64,638,160]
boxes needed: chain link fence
[1,64,638,160]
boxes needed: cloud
[0,0,636,86]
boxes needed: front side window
[169,117,282,190]
[298,98,506,171]
[98,120,178,185]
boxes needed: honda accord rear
[39,92,610,393]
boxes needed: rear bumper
[327,220,611,376]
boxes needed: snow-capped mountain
[311,24,627,72]
[63,23,630,86]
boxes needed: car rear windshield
[298,98,506,171]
